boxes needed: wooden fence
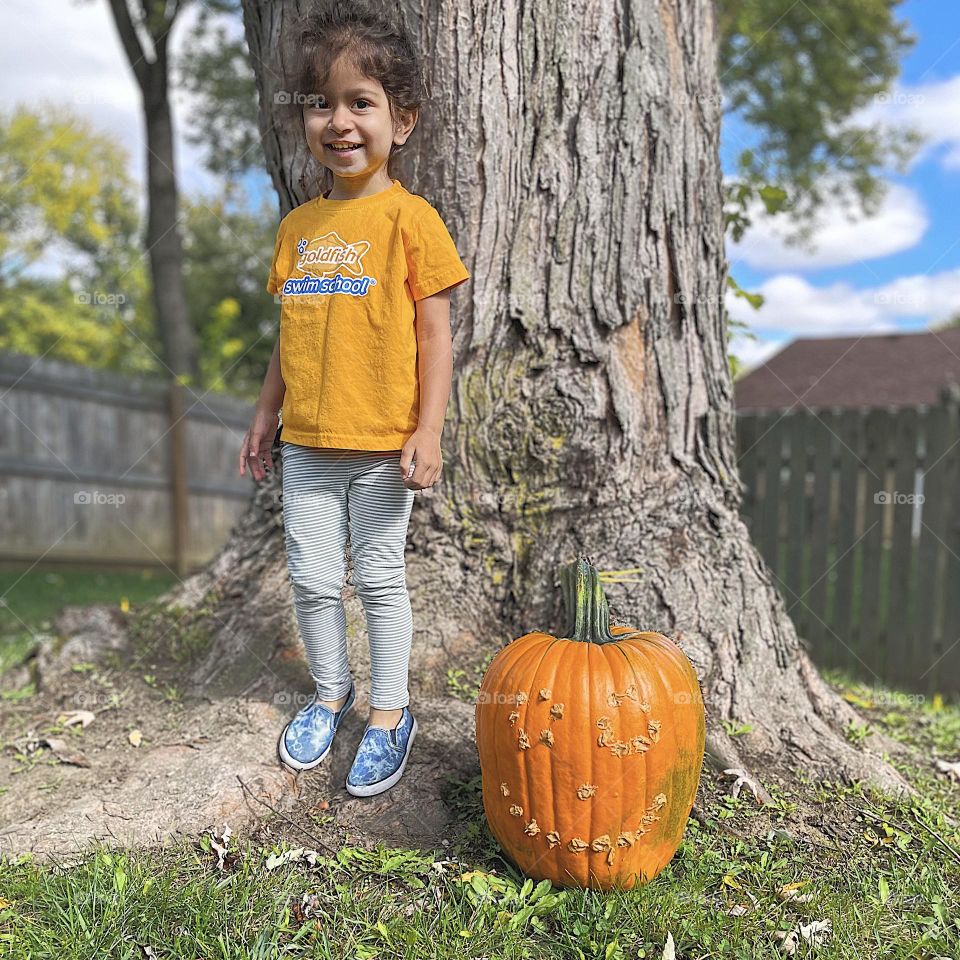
[0,352,256,574]
[736,386,960,695]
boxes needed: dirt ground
[0,603,932,867]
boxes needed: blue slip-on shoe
[277,680,356,773]
[345,705,417,797]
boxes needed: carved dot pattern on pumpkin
[597,726,617,748]
[508,785,671,864]
[499,691,671,866]
[593,708,663,757]
[591,834,617,866]
[607,684,640,707]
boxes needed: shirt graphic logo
[281,232,378,297]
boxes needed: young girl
[238,0,470,798]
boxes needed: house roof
[734,328,960,412]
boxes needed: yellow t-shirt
[266,178,470,449]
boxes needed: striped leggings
[280,441,415,710]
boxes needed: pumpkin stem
[561,556,642,644]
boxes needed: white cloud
[725,268,960,336]
[857,74,960,172]
[728,181,928,271]
[0,0,218,204]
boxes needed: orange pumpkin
[475,556,705,890]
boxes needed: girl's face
[302,54,416,185]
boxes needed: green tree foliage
[0,105,276,396]
[181,193,278,400]
[719,0,921,244]
[0,105,159,373]
[717,0,922,375]
[2,3,926,388]
[176,0,263,180]
[932,311,960,331]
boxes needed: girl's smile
[326,141,364,158]
[303,54,416,198]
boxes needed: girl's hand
[239,407,280,482]
[400,429,443,490]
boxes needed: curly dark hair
[289,0,427,190]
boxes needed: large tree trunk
[175,0,914,799]
[107,0,200,383]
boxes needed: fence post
[934,384,960,692]
[168,380,189,576]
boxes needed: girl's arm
[238,335,285,480]
[414,289,453,439]
[401,289,453,488]
[257,335,286,415]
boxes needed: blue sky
[723,1,960,368]
[2,1,958,374]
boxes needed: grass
[0,566,177,678]
[0,777,957,957]
[1,571,958,957]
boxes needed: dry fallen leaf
[723,882,759,915]
[57,710,96,729]
[661,932,675,960]
[934,758,960,782]
[778,880,815,904]
[40,737,90,767]
[208,824,233,871]
[265,847,320,869]
[774,918,832,954]
[720,767,769,804]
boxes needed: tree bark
[106,0,200,382]
[178,0,914,798]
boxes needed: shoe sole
[345,716,418,797]
[277,689,355,773]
